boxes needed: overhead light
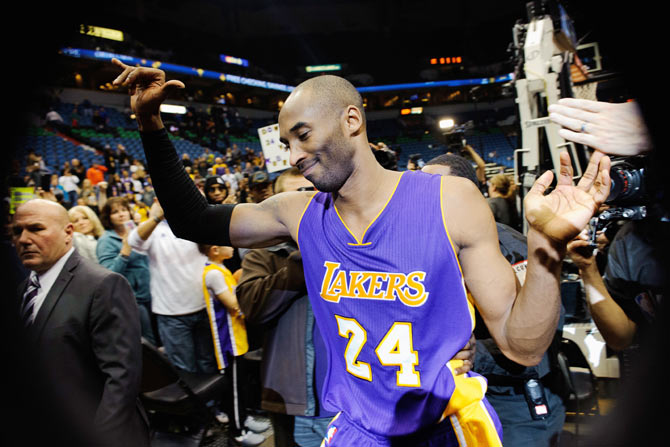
[160,104,187,114]
[439,118,455,130]
[305,64,342,73]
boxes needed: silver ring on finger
[580,122,587,133]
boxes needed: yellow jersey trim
[334,171,406,246]
[296,192,317,251]
[440,176,476,330]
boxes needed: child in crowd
[199,244,269,446]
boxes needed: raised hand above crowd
[548,98,652,156]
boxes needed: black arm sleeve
[139,128,236,246]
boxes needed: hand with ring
[548,98,652,156]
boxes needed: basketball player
[111,59,611,446]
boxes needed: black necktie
[21,273,41,326]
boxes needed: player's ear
[344,105,364,137]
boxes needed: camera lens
[607,163,645,204]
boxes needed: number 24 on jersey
[335,315,421,387]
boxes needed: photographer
[552,98,665,357]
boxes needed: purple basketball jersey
[298,170,498,438]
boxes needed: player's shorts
[320,399,503,447]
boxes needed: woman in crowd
[78,178,108,214]
[68,204,104,263]
[486,173,520,230]
[106,172,127,198]
[97,196,157,345]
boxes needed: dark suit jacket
[18,249,150,447]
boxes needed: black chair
[139,338,227,445]
[556,339,601,440]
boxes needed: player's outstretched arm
[111,58,292,247]
[450,150,610,366]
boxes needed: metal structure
[511,1,586,234]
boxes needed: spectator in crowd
[232,145,242,165]
[106,172,126,198]
[487,173,520,230]
[222,166,238,195]
[97,197,156,346]
[236,175,252,204]
[102,144,118,176]
[78,178,97,209]
[141,176,157,206]
[197,157,211,178]
[120,168,133,188]
[70,106,81,128]
[45,107,66,132]
[93,107,109,132]
[199,242,268,446]
[129,171,145,198]
[68,204,104,264]
[116,143,132,170]
[127,199,214,373]
[233,164,244,184]
[71,158,87,182]
[86,163,107,186]
[127,192,150,223]
[211,157,228,176]
[203,175,242,279]
[223,147,233,165]
[86,180,108,215]
[59,167,80,208]
[12,199,150,446]
[204,175,229,205]
[25,160,44,188]
[236,167,334,447]
[248,171,273,203]
[182,153,193,168]
[460,142,487,188]
[129,159,146,176]
[46,173,69,207]
[423,154,567,447]
[60,160,71,176]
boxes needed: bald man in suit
[12,199,149,447]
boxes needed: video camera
[444,131,467,153]
[587,155,651,248]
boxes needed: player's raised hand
[524,150,610,245]
[111,58,185,119]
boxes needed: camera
[606,156,648,206]
[587,155,652,248]
[444,130,466,153]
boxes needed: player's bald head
[284,75,365,126]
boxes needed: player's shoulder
[440,175,496,249]
[273,190,318,214]
[440,175,483,202]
